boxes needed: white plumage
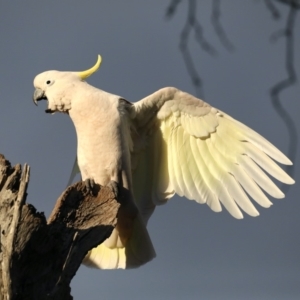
[33,56,294,269]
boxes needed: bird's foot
[107,180,119,198]
[84,178,95,194]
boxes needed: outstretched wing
[131,87,294,220]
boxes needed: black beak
[33,88,47,106]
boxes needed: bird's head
[33,55,102,113]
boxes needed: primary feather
[132,87,294,221]
[33,57,294,270]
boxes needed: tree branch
[211,0,235,51]
[166,0,218,98]
[264,0,281,19]
[166,0,237,98]
[0,154,119,299]
[269,3,298,193]
[274,0,300,9]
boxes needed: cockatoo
[33,55,294,269]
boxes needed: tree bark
[0,154,120,300]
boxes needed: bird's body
[33,56,294,270]
[70,85,125,186]
[59,81,155,269]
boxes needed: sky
[0,1,299,299]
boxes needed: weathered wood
[0,154,120,300]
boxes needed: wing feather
[232,165,273,208]
[221,113,293,165]
[189,135,220,209]
[179,126,197,199]
[205,137,259,216]
[243,142,294,184]
[199,136,244,218]
[152,125,174,203]
[206,132,272,208]
[171,125,185,197]
[131,87,294,220]
[238,155,284,198]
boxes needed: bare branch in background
[166,0,235,97]
[270,2,298,192]
[274,0,300,9]
[264,0,281,18]
[166,0,218,98]
[179,28,204,97]
[165,0,183,18]
[211,0,235,51]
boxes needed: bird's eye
[46,80,55,86]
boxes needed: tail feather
[83,214,156,269]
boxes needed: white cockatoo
[33,55,294,269]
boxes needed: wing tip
[282,156,293,166]
[287,177,296,185]
[235,214,244,220]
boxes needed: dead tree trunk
[0,154,120,300]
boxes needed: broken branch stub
[0,154,119,300]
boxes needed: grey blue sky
[0,1,299,299]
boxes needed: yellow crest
[77,55,102,80]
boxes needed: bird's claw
[84,178,95,194]
[107,180,119,198]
